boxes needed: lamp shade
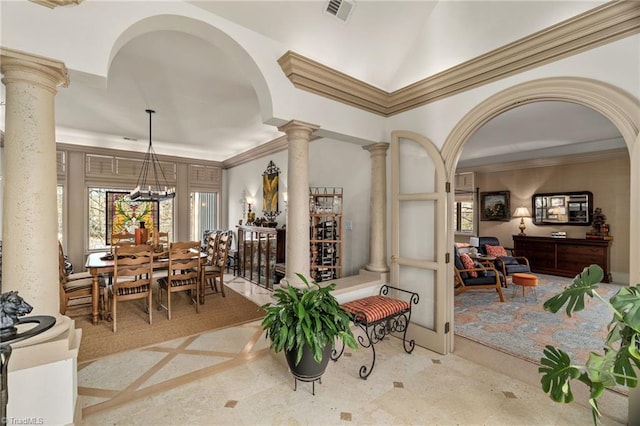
[514,207,531,218]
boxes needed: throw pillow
[486,244,508,257]
[459,253,478,278]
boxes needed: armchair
[477,236,531,280]
[453,245,505,302]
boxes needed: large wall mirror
[532,191,593,226]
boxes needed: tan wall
[473,156,630,281]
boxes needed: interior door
[390,130,450,354]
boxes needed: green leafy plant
[261,273,358,365]
[540,264,640,424]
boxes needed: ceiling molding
[223,136,289,169]
[278,52,389,116]
[455,148,628,174]
[279,1,640,117]
[30,0,83,9]
[222,134,323,169]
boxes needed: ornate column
[363,142,390,272]
[278,120,319,286]
[1,48,81,426]
[1,48,69,315]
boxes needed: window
[190,192,218,242]
[88,187,174,250]
[454,172,475,234]
[454,200,474,233]
[57,185,64,243]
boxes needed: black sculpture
[0,291,55,422]
[0,291,33,338]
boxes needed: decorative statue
[591,207,607,234]
[0,291,33,330]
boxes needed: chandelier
[129,109,176,201]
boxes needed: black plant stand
[1,315,56,423]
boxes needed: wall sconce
[246,196,256,223]
[514,206,531,236]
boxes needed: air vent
[324,0,355,23]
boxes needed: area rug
[73,287,265,363]
[454,273,624,366]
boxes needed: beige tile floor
[77,276,626,425]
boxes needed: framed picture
[262,160,280,222]
[480,191,510,221]
[105,191,159,244]
[550,196,565,207]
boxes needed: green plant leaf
[543,265,603,316]
[539,345,581,403]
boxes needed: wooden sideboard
[512,235,612,282]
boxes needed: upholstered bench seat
[332,285,419,380]
[342,295,410,325]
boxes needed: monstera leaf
[543,264,603,316]
[540,264,640,425]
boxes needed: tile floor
[77,276,626,425]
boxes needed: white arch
[442,76,640,284]
[108,14,274,122]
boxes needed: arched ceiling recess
[442,77,640,172]
[55,13,284,162]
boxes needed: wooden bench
[331,284,419,379]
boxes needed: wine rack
[309,187,342,282]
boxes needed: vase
[135,221,148,245]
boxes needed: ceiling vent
[324,0,355,23]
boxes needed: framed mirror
[532,191,593,226]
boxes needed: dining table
[85,249,207,325]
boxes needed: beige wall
[470,156,630,282]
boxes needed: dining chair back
[157,241,201,319]
[111,232,136,252]
[109,244,154,332]
[58,240,105,316]
[202,231,231,302]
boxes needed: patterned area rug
[454,273,624,366]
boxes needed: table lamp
[514,207,531,236]
[469,236,480,256]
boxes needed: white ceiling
[4,1,625,164]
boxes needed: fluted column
[1,48,69,315]
[278,120,319,286]
[363,142,390,272]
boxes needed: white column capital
[1,47,69,91]
[278,120,319,138]
[363,142,390,157]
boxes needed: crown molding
[279,1,640,117]
[223,136,289,169]
[222,134,323,169]
[30,0,83,9]
[455,148,628,174]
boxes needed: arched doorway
[441,76,640,422]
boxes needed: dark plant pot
[285,344,332,382]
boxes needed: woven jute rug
[72,287,265,363]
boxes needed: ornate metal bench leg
[331,338,345,361]
[357,323,376,380]
[399,312,415,354]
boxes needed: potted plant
[261,273,358,382]
[539,264,640,425]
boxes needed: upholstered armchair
[453,245,506,302]
[477,236,531,279]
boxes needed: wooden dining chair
[157,241,201,320]
[58,240,105,316]
[111,232,136,251]
[201,231,231,302]
[108,244,154,332]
